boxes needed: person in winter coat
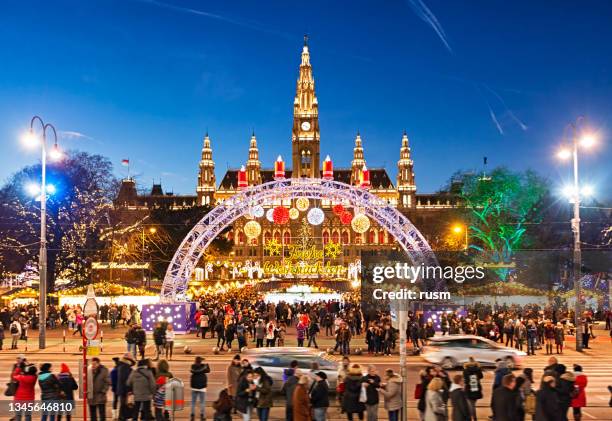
[557,369,576,421]
[342,364,366,419]
[87,358,110,421]
[425,377,447,421]
[254,367,274,421]
[309,371,330,421]
[38,363,61,421]
[57,363,78,421]
[462,357,483,420]
[570,365,587,421]
[10,319,22,349]
[362,365,381,421]
[554,323,565,354]
[126,359,157,420]
[535,376,561,421]
[379,369,403,421]
[281,368,299,421]
[116,352,135,421]
[190,356,210,421]
[12,364,37,421]
[213,388,234,421]
[493,360,511,390]
[450,374,470,421]
[292,374,312,421]
[491,374,519,421]
[154,359,173,421]
[227,354,243,398]
[296,321,307,347]
[234,369,256,420]
[152,322,166,361]
[165,324,175,360]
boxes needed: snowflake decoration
[264,239,282,256]
[324,241,342,258]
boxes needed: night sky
[1,0,611,200]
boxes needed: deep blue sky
[1,0,611,199]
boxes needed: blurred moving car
[421,335,526,369]
[244,347,339,391]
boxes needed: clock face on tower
[301,121,311,131]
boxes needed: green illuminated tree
[459,167,548,281]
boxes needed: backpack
[10,324,18,334]
[524,391,536,415]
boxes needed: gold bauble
[295,197,310,212]
[289,207,300,220]
[244,220,262,239]
[351,214,370,233]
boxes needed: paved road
[2,325,611,420]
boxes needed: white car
[244,347,339,391]
[421,335,526,369]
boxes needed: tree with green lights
[459,167,548,281]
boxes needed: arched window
[274,231,281,243]
[322,230,330,244]
[341,230,350,245]
[332,230,340,244]
[369,230,377,244]
[379,230,386,244]
[264,231,272,244]
[238,230,245,245]
[283,231,291,245]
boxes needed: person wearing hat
[87,358,110,421]
[116,353,136,421]
[58,363,78,421]
[309,371,330,421]
[342,364,365,420]
[38,363,61,421]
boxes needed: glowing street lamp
[21,116,63,350]
[451,224,468,250]
[556,117,600,352]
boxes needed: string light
[266,208,274,222]
[340,210,353,225]
[251,205,264,218]
[332,204,345,216]
[273,206,290,224]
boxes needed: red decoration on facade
[340,210,353,225]
[274,155,285,180]
[332,204,345,216]
[272,206,290,224]
[238,165,247,189]
[361,165,371,189]
[322,155,333,180]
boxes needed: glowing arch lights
[266,208,274,222]
[161,178,439,303]
[251,205,264,218]
[295,197,310,212]
[289,207,300,220]
[244,220,261,239]
[307,207,325,225]
[351,213,370,233]
[273,206,290,224]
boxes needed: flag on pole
[121,159,129,166]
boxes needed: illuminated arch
[161,178,438,302]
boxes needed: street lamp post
[452,224,468,251]
[558,118,597,352]
[25,116,61,350]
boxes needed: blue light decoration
[141,302,197,334]
[423,304,467,332]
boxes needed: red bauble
[332,204,345,216]
[340,210,353,225]
[272,206,290,224]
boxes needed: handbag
[359,385,368,403]
[5,380,18,397]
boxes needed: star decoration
[324,241,342,258]
[264,239,282,256]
